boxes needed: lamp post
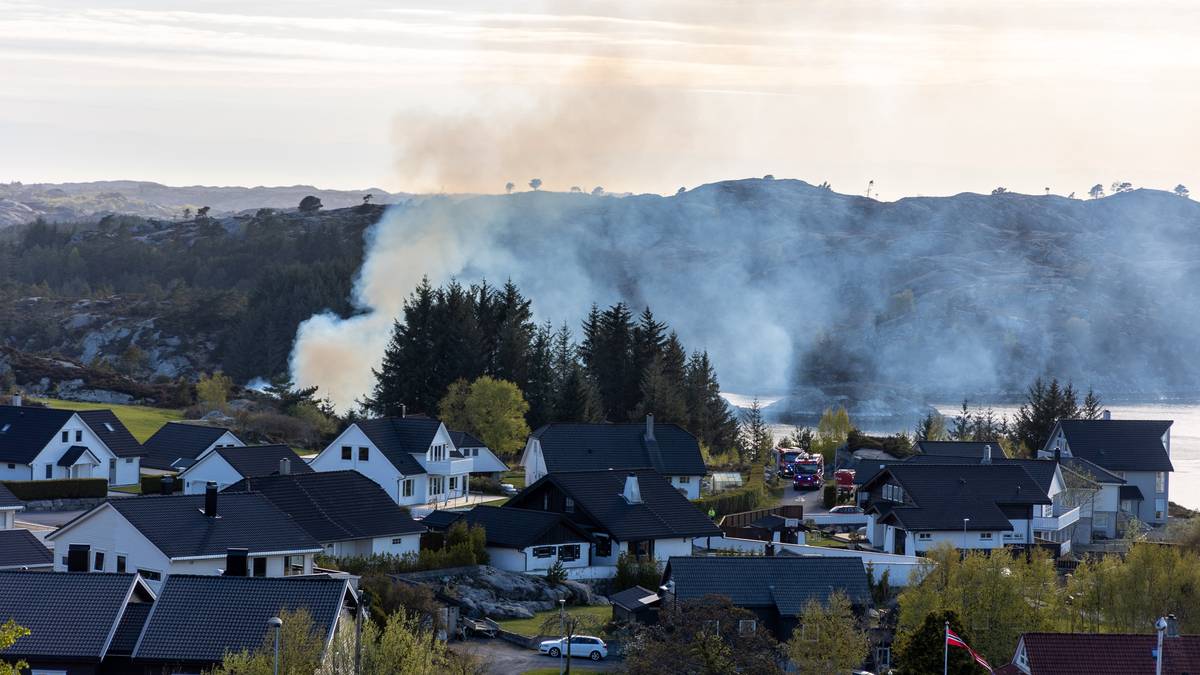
[268,616,283,675]
[355,594,369,675]
[558,598,566,674]
[962,518,970,552]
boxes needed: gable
[1053,420,1174,472]
[531,422,706,476]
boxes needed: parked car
[829,505,864,515]
[500,483,519,496]
[539,635,608,661]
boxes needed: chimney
[645,413,655,442]
[67,543,90,572]
[223,548,249,576]
[401,404,407,419]
[1102,409,1112,421]
[279,457,291,475]
[204,482,218,518]
[982,444,992,465]
[1167,614,1180,638]
[161,475,175,495]
[10,394,20,407]
[623,473,642,504]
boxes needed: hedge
[694,482,770,518]
[140,474,183,495]
[2,478,108,500]
[822,482,838,510]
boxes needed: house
[179,444,313,493]
[309,416,471,508]
[1040,413,1174,525]
[0,482,20,529]
[998,627,1200,674]
[421,505,592,573]
[609,585,661,625]
[449,430,509,479]
[0,529,54,570]
[861,462,1050,555]
[520,415,707,499]
[0,402,143,486]
[1060,456,1126,538]
[662,556,871,641]
[504,469,721,565]
[46,486,322,589]
[132,574,356,673]
[140,421,244,473]
[0,570,156,674]
[224,470,425,558]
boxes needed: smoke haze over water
[291,180,1200,414]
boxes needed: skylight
[104,423,115,432]
[0,424,9,433]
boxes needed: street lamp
[268,616,282,675]
[962,518,970,551]
[558,598,566,674]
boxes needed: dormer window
[75,430,82,442]
[882,483,904,503]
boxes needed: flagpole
[944,621,949,675]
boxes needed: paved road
[17,509,83,528]
[449,637,617,674]
[771,482,833,516]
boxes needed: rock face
[399,565,608,620]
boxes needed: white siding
[1,509,17,529]
[908,530,1010,554]
[651,538,693,562]
[667,475,701,500]
[311,425,406,502]
[28,414,119,484]
[49,504,172,589]
[0,463,31,481]
[180,452,245,493]
[521,438,548,485]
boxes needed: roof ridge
[287,474,358,540]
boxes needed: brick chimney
[623,473,642,504]
[204,482,218,518]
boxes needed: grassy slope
[495,605,611,638]
[32,397,183,442]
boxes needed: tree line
[367,278,740,454]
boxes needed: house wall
[311,424,406,502]
[28,414,120,484]
[667,475,701,500]
[653,538,694,562]
[49,504,173,588]
[112,456,139,486]
[908,529,1011,554]
[170,553,313,579]
[1124,470,1168,524]
[180,453,244,493]
[1091,485,1120,538]
[0,462,31,480]
[522,438,548,485]
[324,534,420,558]
[1,508,16,529]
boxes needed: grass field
[495,605,611,637]
[502,469,526,489]
[32,397,183,442]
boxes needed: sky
[2,0,1199,198]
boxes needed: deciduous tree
[785,592,868,673]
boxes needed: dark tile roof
[609,585,660,612]
[0,571,149,661]
[224,470,424,542]
[0,482,21,508]
[664,556,870,616]
[1062,457,1126,484]
[449,430,486,449]
[108,601,153,655]
[134,575,350,664]
[853,459,906,486]
[1056,419,1174,472]
[915,441,1005,458]
[355,417,439,474]
[1120,485,1145,501]
[903,455,1060,495]
[93,492,322,559]
[141,422,238,471]
[1016,632,1200,674]
[57,444,94,466]
[0,529,53,569]
[424,505,590,549]
[864,463,1049,532]
[0,404,74,463]
[78,409,145,457]
[510,469,721,541]
[210,445,314,479]
[531,422,707,476]
[420,509,464,530]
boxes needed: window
[283,555,304,575]
[61,431,69,442]
[45,464,52,479]
[5,463,13,469]
[876,647,892,669]
[882,484,904,502]
[1157,472,1166,493]
[472,448,479,456]
[341,446,352,460]
[979,532,993,541]
[596,537,612,557]
[1093,512,1111,528]
[532,546,555,558]
[137,568,162,581]
[32,669,68,675]
[430,476,445,495]
[359,446,369,461]
[253,557,267,577]
[93,551,105,571]
[738,619,757,636]
[75,430,82,442]
[565,497,575,514]
[917,532,932,541]
[402,480,414,498]
[449,476,458,491]
[1156,499,1167,520]
[678,475,691,484]
[0,424,9,433]
[543,494,550,510]
[391,537,406,545]
[116,555,126,573]
[558,544,581,561]
[125,457,133,463]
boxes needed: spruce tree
[367,278,436,416]
[634,356,687,423]
[555,365,603,422]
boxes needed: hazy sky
[2,0,1198,197]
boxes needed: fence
[692,535,928,586]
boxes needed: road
[17,509,84,528]
[449,637,618,675]
[770,482,833,516]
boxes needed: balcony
[1033,505,1081,532]
[423,457,472,476]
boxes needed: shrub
[469,475,502,494]
[546,560,568,586]
[2,478,107,500]
[823,482,837,509]
[140,474,183,495]
[693,482,769,517]
[319,522,489,575]
[614,552,661,592]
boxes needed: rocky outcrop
[396,565,608,620]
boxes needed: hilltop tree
[1012,377,1079,455]
[591,186,603,195]
[505,182,514,194]
[197,205,211,218]
[183,207,192,220]
[298,195,323,212]
[914,411,949,441]
[1088,183,1105,199]
[1111,181,1133,193]
[528,178,542,191]
[362,193,373,204]
[1176,184,1191,199]
[1081,387,1103,420]
[991,186,1008,195]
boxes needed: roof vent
[982,444,992,465]
[279,457,291,475]
[623,473,643,504]
[1102,409,1112,421]
[10,394,20,407]
[645,414,655,442]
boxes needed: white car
[829,505,864,514]
[538,635,608,661]
[500,483,519,496]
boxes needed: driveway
[449,637,618,674]
[17,509,83,528]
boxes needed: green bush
[318,521,489,575]
[140,474,183,495]
[546,559,567,585]
[614,552,661,592]
[693,482,769,517]
[2,478,107,500]
[822,482,837,509]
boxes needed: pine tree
[683,351,740,454]
[914,412,948,441]
[634,356,687,423]
[523,322,556,428]
[367,278,437,416]
[555,365,603,422]
[1013,377,1081,456]
[1081,387,1103,420]
[739,397,774,465]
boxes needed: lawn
[502,469,526,489]
[32,397,183,442]
[495,604,611,637]
[805,530,850,549]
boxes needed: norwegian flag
[946,627,993,672]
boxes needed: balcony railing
[424,457,472,476]
[1032,505,1081,531]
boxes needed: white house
[0,483,20,529]
[0,402,142,486]
[179,444,312,494]
[449,430,509,480]
[521,415,707,499]
[309,416,471,507]
[46,486,321,590]
[1040,414,1174,526]
[140,421,244,474]
[422,505,592,574]
[223,470,425,558]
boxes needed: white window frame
[979,532,993,541]
[402,479,414,498]
[917,532,932,541]
[1156,472,1166,494]
[678,475,691,484]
